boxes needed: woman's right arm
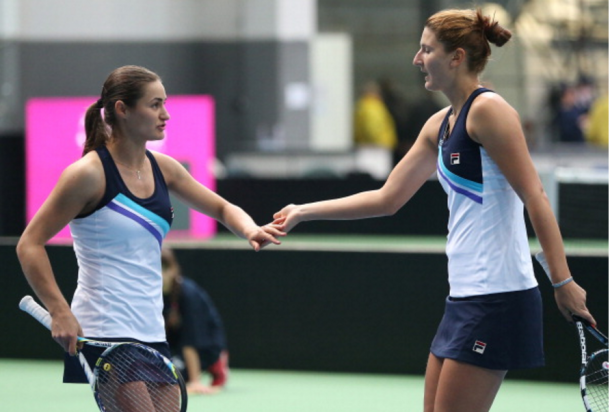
[16,154,104,354]
[274,110,446,232]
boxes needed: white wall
[0,0,316,41]
[309,33,353,151]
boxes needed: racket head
[581,349,609,412]
[93,343,187,412]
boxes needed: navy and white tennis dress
[430,88,544,370]
[64,146,173,382]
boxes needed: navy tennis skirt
[63,338,171,383]
[430,287,545,370]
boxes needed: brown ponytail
[81,65,161,156]
[82,101,108,156]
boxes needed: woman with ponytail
[273,9,595,411]
[17,65,285,386]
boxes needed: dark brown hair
[83,65,161,155]
[425,9,512,74]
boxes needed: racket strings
[96,345,182,412]
[584,351,609,412]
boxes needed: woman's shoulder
[53,151,105,202]
[64,151,104,181]
[148,150,178,167]
[471,90,517,115]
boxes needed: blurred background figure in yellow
[353,80,398,179]
[585,92,609,148]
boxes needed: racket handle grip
[19,295,52,330]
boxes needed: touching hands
[245,223,286,251]
[272,204,301,233]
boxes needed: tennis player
[16,65,284,383]
[273,9,596,412]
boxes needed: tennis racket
[19,295,188,412]
[535,252,609,412]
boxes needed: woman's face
[124,80,170,142]
[412,27,454,92]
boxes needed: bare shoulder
[148,150,185,186]
[470,92,518,119]
[49,151,105,215]
[468,92,524,145]
[149,150,181,170]
[61,151,104,191]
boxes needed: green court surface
[168,233,609,257]
[0,359,585,411]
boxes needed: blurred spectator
[377,78,412,164]
[162,246,229,395]
[402,90,443,161]
[574,74,596,114]
[353,80,398,179]
[553,83,587,143]
[585,92,609,148]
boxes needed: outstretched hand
[246,223,286,251]
[272,204,301,233]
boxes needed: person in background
[16,65,284,386]
[584,91,609,148]
[353,80,398,179]
[273,9,595,412]
[377,77,412,165]
[162,246,229,395]
[555,84,587,143]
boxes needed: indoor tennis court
[2,233,607,411]
[0,1,608,412]
[0,359,587,411]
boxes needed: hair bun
[479,10,512,47]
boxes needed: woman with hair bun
[273,9,595,411]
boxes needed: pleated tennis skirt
[430,286,545,370]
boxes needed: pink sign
[26,95,216,241]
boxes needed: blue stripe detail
[107,202,164,246]
[114,193,170,236]
[437,165,483,204]
[437,151,483,193]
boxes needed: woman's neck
[444,79,481,119]
[106,138,148,169]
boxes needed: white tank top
[69,147,173,341]
[436,89,538,297]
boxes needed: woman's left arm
[469,94,594,324]
[156,153,284,251]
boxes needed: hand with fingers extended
[244,223,286,251]
[272,204,302,234]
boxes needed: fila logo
[473,340,487,354]
[450,153,460,165]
